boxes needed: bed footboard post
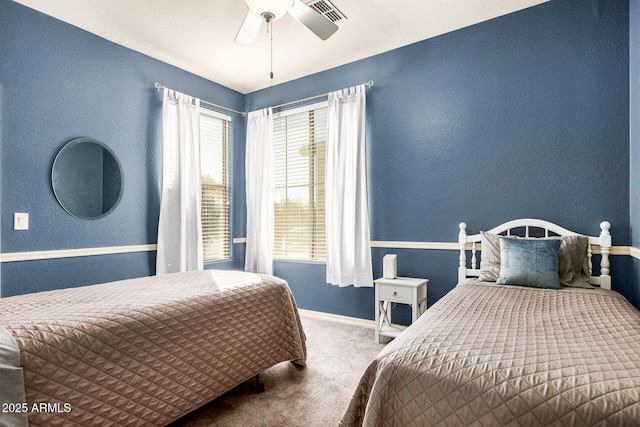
[599,221,612,290]
[459,223,467,283]
[252,374,265,394]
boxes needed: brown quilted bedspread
[0,270,306,426]
[341,281,640,426]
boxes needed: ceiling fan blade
[288,0,338,40]
[235,11,263,44]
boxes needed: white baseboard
[297,308,375,329]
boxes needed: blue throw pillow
[496,237,562,290]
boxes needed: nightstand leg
[375,286,380,343]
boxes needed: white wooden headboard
[458,219,612,290]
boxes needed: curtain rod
[154,82,247,116]
[154,80,374,117]
[267,80,374,112]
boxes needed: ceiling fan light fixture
[244,0,294,21]
[235,0,338,47]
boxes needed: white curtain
[156,88,203,274]
[244,108,274,275]
[325,84,373,287]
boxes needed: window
[273,102,327,261]
[200,109,231,261]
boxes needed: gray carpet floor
[169,315,388,427]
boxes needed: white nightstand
[374,277,428,343]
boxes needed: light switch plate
[14,212,29,230]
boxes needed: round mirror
[52,138,123,220]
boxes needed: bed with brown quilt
[341,219,640,426]
[0,269,306,427]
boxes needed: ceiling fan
[235,0,339,44]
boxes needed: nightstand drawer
[379,285,412,303]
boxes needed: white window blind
[273,102,327,261]
[200,110,231,261]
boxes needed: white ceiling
[14,0,549,94]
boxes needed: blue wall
[245,0,632,318]
[0,0,244,295]
[631,0,640,303]
[1,0,635,320]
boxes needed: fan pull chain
[269,20,274,80]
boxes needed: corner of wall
[628,0,640,308]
